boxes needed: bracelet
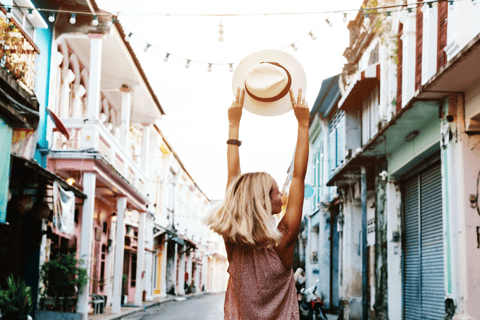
[227,139,242,146]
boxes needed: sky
[96,0,363,200]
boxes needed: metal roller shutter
[403,163,445,320]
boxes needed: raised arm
[226,88,245,191]
[276,89,309,268]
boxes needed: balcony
[53,118,147,196]
[0,12,38,94]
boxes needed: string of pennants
[2,0,470,72]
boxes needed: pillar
[421,3,438,85]
[76,172,96,320]
[186,252,193,288]
[361,166,368,320]
[86,35,103,120]
[120,87,132,151]
[141,125,150,174]
[160,235,168,297]
[134,212,146,305]
[401,11,417,108]
[172,243,178,294]
[112,197,127,313]
[72,85,87,118]
[178,246,186,295]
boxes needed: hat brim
[232,50,306,117]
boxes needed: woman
[205,85,309,320]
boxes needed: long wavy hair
[204,172,283,247]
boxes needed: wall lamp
[405,130,419,142]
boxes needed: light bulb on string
[364,13,370,25]
[218,20,224,42]
[219,34,224,42]
[108,16,116,27]
[449,1,454,10]
[6,7,13,18]
[473,0,478,6]
[208,63,212,72]
[325,18,333,27]
[428,2,434,10]
[27,9,34,20]
[125,32,132,42]
[386,11,392,23]
[92,15,99,26]
[143,44,150,52]
[229,63,234,73]
[48,13,55,22]
[343,13,348,23]
[291,43,298,51]
[69,13,76,24]
[309,32,316,40]
[185,60,191,68]
[164,53,170,62]
[407,7,414,16]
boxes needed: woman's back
[224,244,299,320]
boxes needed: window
[312,142,324,210]
[361,86,380,145]
[329,110,345,176]
[167,172,174,212]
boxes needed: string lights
[0,1,459,73]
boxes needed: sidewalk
[89,292,205,320]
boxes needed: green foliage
[39,253,89,312]
[391,36,400,65]
[0,275,34,317]
[122,274,128,284]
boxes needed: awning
[338,63,380,110]
[311,74,342,118]
[11,155,86,200]
[47,108,69,139]
[310,210,320,229]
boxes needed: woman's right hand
[290,88,309,127]
[228,87,245,126]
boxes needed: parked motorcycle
[298,282,328,320]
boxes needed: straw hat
[232,49,306,116]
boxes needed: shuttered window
[415,3,423,91]
[403,162,445,320]
[397,23,404,112]
[328,110,345,176]
[437,1,448,70]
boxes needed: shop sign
[53,181,75,235]
[11,128,35,159]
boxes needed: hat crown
[245,63,288,99]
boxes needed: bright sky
[96,0,363,200]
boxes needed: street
[123,293,225,320]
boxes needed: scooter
[298,282,328,320]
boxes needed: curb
[108,292,207,319]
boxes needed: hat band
[244,62,292,103]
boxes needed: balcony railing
[0,13,39,93]
[54,118,147,196]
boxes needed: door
[403,162,445,320]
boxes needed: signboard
[0,118,12,224]
[11,128,35,159]
[53,181,75,235]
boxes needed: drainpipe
[361,166,368,320]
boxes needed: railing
[54,118,147,196]
[0,13,39,93]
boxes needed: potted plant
[0,275,34,320]
[36,253,88,319]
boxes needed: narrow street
[123,293,225,320]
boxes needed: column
[76,173,96,320]
[421,3,438,85]
[112,197,127,313]
[120,86,132,151]
[361,166,368,320]
[141,125,150,173]
[186,252,193,288]
[86,35,103,120]
[172,243,178,294]
[60,69,75,118]
[134,212,146,305]
[160,235,168,297]
[178,246,186,295]
[108,219,117,306]
[401,11,416,108]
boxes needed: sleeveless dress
[224,245,300,320]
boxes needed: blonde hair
[204,172,283,247]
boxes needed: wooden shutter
[437,2,448,70]
[397,23,403,113]
[415,4,423,91]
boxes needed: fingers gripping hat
[232,49,307,116]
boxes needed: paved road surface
[123,293,225,320]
